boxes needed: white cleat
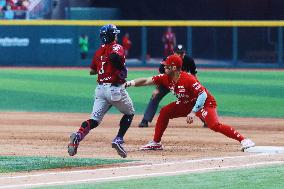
[140,140,163,150]
[241,138,255,151]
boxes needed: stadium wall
[0,20,283,67]
[0,25,101,66]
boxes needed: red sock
[77,120,91,141]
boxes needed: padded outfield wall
[0,25,101,66]
[0,26,76,66]
[0,20,283,67]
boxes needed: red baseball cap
[163,55,183,68]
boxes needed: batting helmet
[99,24,120,44]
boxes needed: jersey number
[99,61,106,74]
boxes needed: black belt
[98,83,120,87]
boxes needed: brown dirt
[0,112,284,188]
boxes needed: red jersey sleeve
[110,44,125,59]
[152,74,167,86]
[185,73,217,107]
[186,74,206,97]
[90,53,99,70]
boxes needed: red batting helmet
[163,54,183,68]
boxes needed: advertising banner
[0,26,83,66]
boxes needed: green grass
[37,165,284,189]
[0,156,131,173]
[0,68,283,118]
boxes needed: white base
[244,146,284,154]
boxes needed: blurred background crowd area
[0,0,30,19]
[0,0,59,20]
[1,0,284,20]
[1,0,284,68]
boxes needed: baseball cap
[174,44,185,54]
[163,55,183,68]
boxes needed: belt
[98,83,120,87]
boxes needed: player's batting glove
[124,80,135,88]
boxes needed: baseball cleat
[138,120,149,128]
[112,137,127,158]
[68,132,80,156]
[241,138,255,151]
[202,123,208,128]
[200,119,208,128]
[140,140,163,150]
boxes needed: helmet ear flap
[99,33,107,44]
[101,35,108,44]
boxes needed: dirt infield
[0,112,284,188]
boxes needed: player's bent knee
[125,105,135,115]
[159,106,175,119]
[159,106,170,115]
[129,109,135,115]
[208,122,222,132]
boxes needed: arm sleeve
[109,53,124,70]
[152,74,165,86]
[90,54,98,70]
[192,91,207,113]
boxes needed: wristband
[129,80,135,86]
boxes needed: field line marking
[0,160,283,189]
[0,153,271,180]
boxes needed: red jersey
[152,72,217,107]
[90,42,126,84]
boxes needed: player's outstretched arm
[125,77,154,88]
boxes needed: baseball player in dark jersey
[139,44,207,128]
[68,24,135,158]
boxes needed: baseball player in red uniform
[122,32,132,58]
[68,24,135,158]
[124,55,255,151]
[138,44,207,128]
[162,27,176,56]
